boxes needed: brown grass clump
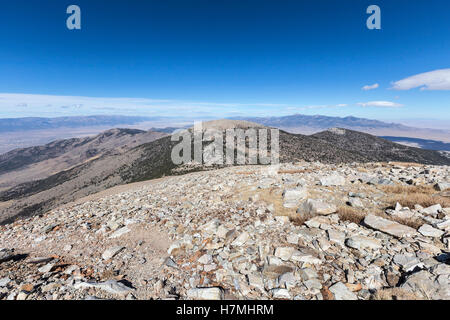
[381,184,435,195]
[336,206,365,224]
[389,216,424,229]
[289,211,315,226]
[372,288,422,300]
[380,184,450,208]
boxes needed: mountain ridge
[0,121,448,224]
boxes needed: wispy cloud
[391,68,450,90]
[361,83,379,91]
[357,101,403,108]
[0,93,297,118]
[0,93,354,118]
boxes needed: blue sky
[0,0,449,126]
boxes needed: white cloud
[361,83,379,91]
[0,93,297,118]
[357,101,403,108]
[391,68,450,90]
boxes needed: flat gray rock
[74,280,134,296]
[345,235,382,251]
[363,214,417,238]
[282,188,307,208]
[187,287,223,300]
[0,277,10,287]
[319,174,345,186]
[418,224,444,238]
[297,199,337,216]
[329,282,357,300]
[108,226,131,239]
[102,246,125,260]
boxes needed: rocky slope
[0,161,449,300]
[1,121,449,224]
[311,128,450,165]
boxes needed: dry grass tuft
[336,206,365,224]
[372,288,422,300]
[380,184,450,208]
[381,184,435,195]
[388,216,424,229]
[289,211,316,226]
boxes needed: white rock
[286,234,299,244]
[327,229,346,246]
[345,236,382,251]
[319,174,345,186]
[393,254,424,272]
[38,263,54,273]
[247,273,265,292]
[282,188,308,208]
[0,277,10,287]
[348,197,364,208]
[435,219,450,231]
[421,204,442,216]
[109,226,131,239]
[297,199,337,216]
[102,246,125,260]
[275,216,290,224]
[216,225,230,238]
[73,280,134,296]
[418,224,444,238]
[187,287,223,300]
[329,282,357,300]
[232,232,250,247]
[363,214,417,238]
[274,247,296,261]
[271,288,291,299]
[198,254,213,264]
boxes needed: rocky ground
[0,161,449,300]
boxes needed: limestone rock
[187,287,223,300]
[363,214,417,238]
[297,199,337,216]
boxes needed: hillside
[0,120,449,224]
[0,128,167,191]
[311,128,450,165]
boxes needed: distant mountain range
[0,120,449,224]
[0,114,448,155]
[0,115,156,132]
[233,114,450,144]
